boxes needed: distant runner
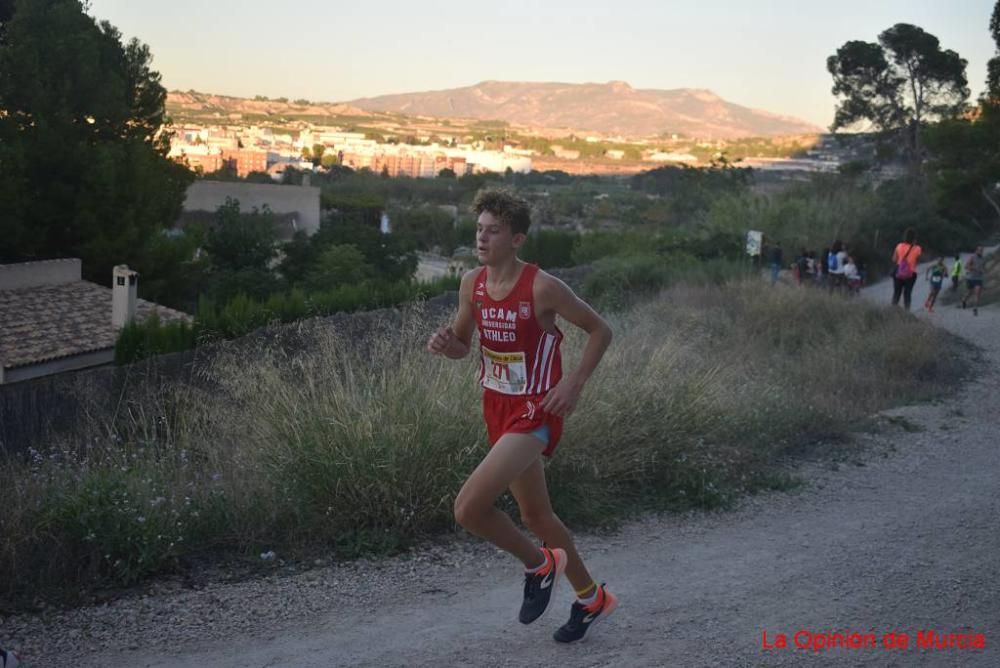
[961,246,987,316]
[924,258,947,312]
[950,254,963,292]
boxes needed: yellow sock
[575,581,597,599]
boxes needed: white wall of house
[183,181,322,235]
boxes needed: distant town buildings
[167,119,866,179]
[169,122,534,179]
[647,151,698,163]
[550,145,581,160]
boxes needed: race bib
[481,346,527,394]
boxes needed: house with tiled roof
[0,259,191,384]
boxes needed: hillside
[166,91,375,121]
[348,80,823,139]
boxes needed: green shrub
[520,229,578,268]
[125,275,460,361]
[581,252,751,307]
[114,315,197,364]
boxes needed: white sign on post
[746,230,763,257]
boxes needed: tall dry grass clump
[0,281,963,606]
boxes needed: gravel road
[5,260,998,667]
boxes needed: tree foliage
[312,221,416,283]
[988,0,1000,99]
[827,23,969,159]
[201,198,280,301]
[303,244,373,293]
[629,161,752,225]
[136,227,207,312]
[204,198,276,272]
[389,205,456,253]
[922,2,1000,233]
[0,0,192,281]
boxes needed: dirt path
[9,262,1000,667]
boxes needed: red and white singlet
[473,263,562,396]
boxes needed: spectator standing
[891,228,922,310]
[768,242,784,287]
[828,241,844,293]
[843,255,862,295]
[795,248,809,286]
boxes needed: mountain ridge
[347,80,823,139]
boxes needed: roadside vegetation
[0,278,964,608]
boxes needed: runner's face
[476,211,524,265]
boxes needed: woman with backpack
[891,228,922,310]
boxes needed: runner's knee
[453,493,489,529]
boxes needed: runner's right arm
[426,269,478,359]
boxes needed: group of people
[892,231,988,315]
[767,241,865,295]
[767,232,989,315]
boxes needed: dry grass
[0,281,964,607]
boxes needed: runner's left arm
[535,274,613,417]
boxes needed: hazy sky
[87,0,996,128]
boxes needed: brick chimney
[112,265,138,328]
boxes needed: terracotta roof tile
[0,281,192,370]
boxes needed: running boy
[961,246,987,316]
[426,188,617,643]
[950,254,963,292]
[924,258,947,312]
